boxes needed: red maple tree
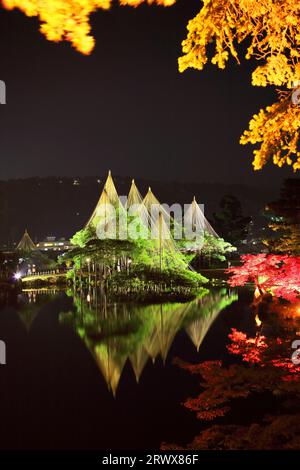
[226,254,300,302]
[162,323,300,450]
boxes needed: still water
[0,287,255,450]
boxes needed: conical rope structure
[83,171,219,270]
[186,196,219,238]
[126,179,143,209]
[16,229,36,252]
[85,170,120,229]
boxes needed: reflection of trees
[60,289,238,395]
[184,291,238,351]
[163,300,300,450]
[16,289,61,331]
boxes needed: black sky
[0,0,298,187]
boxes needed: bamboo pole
[159,212,163,273]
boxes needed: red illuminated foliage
[227,328,267,364]
[163,318,300,450]
[226,254,300,302]
[174,330,300,423]
[161,415,300,450]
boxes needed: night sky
[0,0,297,187]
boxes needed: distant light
[255,314,262,327]
[86,258,91,263]
[14,272,22,280]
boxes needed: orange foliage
[179,0,300,171]
[3,0,300,171]
[1,0,175,54]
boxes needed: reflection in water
[17,288,65,331]
[59,289,238,395]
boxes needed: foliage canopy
[4,1,300,171]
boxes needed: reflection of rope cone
[185,290,238,351]
[93,342,127,397]
[129,346,149,383]
[186,317,215,351]
[70,289,238,396]
[144,303,192,363]
[17,307,39,331]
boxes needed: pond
[0,287,256,450]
